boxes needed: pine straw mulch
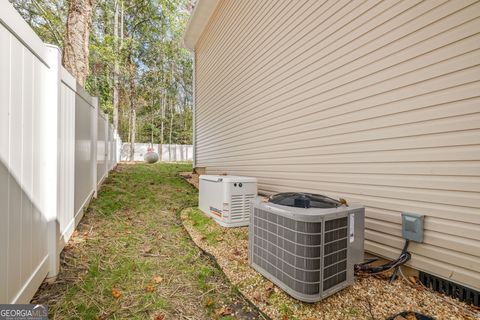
[181,207,480,320]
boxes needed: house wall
[194,0,480,290]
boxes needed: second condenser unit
[199,175,257,227]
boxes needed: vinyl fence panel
[74,89,97,216]
[116,132,122,164]
[97,110,108,186]
[57,67,76,254]
[0,0,122,304]
[172,144,191,162]
[120,143,193,162]
[109,125,115,170]
[0,2,52,303]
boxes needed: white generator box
[199,175,257,227]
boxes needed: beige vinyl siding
[194,0,480,290]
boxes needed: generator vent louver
[231,194,255,221]
[249,193,365,302]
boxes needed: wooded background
[11,0,193,148]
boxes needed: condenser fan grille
[268,192,342,208]
[323,217,348,290]
[252,207,322,295]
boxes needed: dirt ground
[32,163,263,320]
[181,208,480,320]
[180,171,199,189]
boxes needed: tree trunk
[160,90,165,161]
[169,96,173,162]
[130,109,136,161]
[150,98,154,146]
[62,0,94,86]
[112,0,119,129]
[183,95,187,143]
[128,54,136,162]
[168,64,174,162]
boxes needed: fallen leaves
[153,313,165,320]
[232,248,241,256]
[205,299,214,308]
[405,313,419,320]
[142,245,161,257]
[253,292,264,303]
[145,284,155,292]
[143,245,153,254]
[153,276,163,284]
[111,288,122,298]
[264,283,274,298]
[393,313,419,320]
[215,306,233,317]
[252,283,275,303]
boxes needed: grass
[32,163,259,320]
[186,207,223,245]
[184,208,250,245]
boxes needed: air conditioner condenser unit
[199,175,257,227]
[249,193,365,302]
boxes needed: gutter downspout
[192,49,197,169]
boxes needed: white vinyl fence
[121,143,193,162]
[0,2,121,304]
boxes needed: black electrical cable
[354,240,411,276]
[355,243,436,319]
[390,240,410,282]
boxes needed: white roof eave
[183,0,220,51]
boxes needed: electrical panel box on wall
[401,212,424,243]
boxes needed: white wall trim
[183,0,220,50]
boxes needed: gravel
[181,208,480,320]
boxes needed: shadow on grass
[32,163,261,320]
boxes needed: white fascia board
[183,0,220,51]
